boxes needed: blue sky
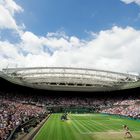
[1,0,140,72]
[16,0,140,38]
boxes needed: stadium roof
[0,67,140,92]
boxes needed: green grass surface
[34,113,140,140]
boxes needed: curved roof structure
[0,67,140,92]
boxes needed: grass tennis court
[33,113,140,140]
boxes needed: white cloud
[20,31,44,54]
[0,41,19,59]
[120,0,140,5]
[0,0,140,73]
[2,0,23,15]
[0,5,17,30]
[0,0,23,32]
[1,26,140,73]
[19,31,84,55]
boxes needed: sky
[0,0,140,73]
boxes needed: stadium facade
[0,67,140,92]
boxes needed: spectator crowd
[101,97,140,118]
[0,92,46,140]
[0,91,140,140]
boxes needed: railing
[7,114,47,140]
